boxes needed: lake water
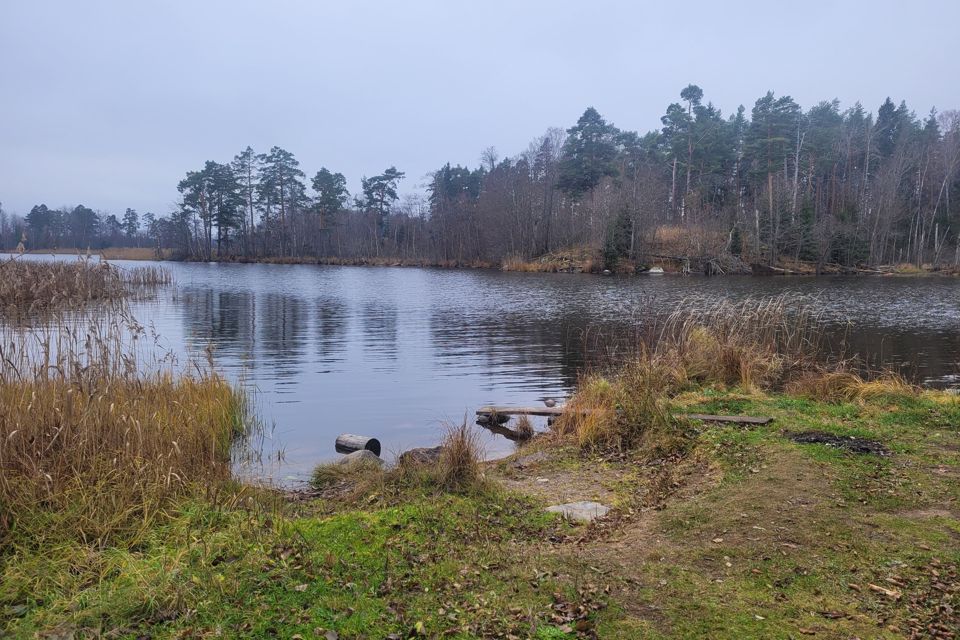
[6,257,960,481]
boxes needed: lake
[7,257,960,481]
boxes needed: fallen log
[680,414,773,425]
[335,433,382,456]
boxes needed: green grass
[4,387,958,638]
[596,387,960,638]
[2,489,589,639]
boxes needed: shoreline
[10,248,960,276]
[8,383,958,638]
[127,252,960,277]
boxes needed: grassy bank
[2,298,957,638]
[4,387,955,638]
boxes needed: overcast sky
[2,0,958,217]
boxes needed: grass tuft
[514,414,535,439]
[436,422,484,493]
[787,370,917,402]
[555,362,687,454]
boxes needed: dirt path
[492,420,960,638]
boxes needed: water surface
[7,256,960,480]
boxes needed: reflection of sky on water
[5,255,959,482]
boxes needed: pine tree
[311,168,350,227]
[744,92,801,263]
[602,208,633,269]
[360,167,405,242]
[557,107,620,198]
[26,204,53,248]
[122,208,140,243]
[232,146,260,254]
[258,147,306,256]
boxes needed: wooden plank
[477,406,770,425]
[681,413,773,425]
[476,405,566,417]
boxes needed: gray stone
[335,449,384,467]
[545,501,610,523]
[511,450,549,470]
[398,445,444,466]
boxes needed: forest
[4,86,959,271]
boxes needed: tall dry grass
[434,422,484,492]
[786,371,917,402]
[554,360,682,452]
[655,295,829,390]
[99,247,171,261]
[0,256,172,314]
[0,310,251,549]
[555,295,847,452]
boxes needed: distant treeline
[4,86,959,269]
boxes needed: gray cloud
[2,0,958,215]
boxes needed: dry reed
[786,370,917,402]
[99,247,170,261]
[0,309,250,550]
[655,294,829,390]
[513,415,535,440]
[555,295,850,452]
[0,256,172,314]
